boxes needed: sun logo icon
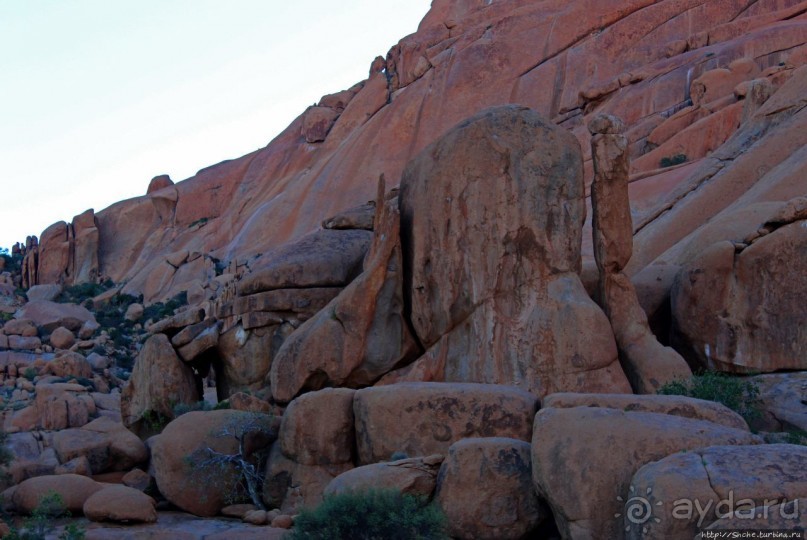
[615,485,663,533]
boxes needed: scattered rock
[48,326,75,350]
[15,300,96,333]
[122,468,153,492]
[124,303,144,322]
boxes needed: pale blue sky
[0,0,432,250]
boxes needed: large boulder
[325,455,443,499]
[396,105,630,397]
[279,388,355,466]
[80,416,149,471]
[35,382,96,430]
[532,406,762,540]
[542,393,749,431]
[14,300,96,333]
[41,350,93,379]
[671,202,807,372]
[263,443,353,514]
[238,229,372,295]
[435,438,546,540]
[270,180,420,402]
[627,444,807,539]
[150,410,275,517]
[83,485,157,524]
[353,382,538,464]
[749,371,807,432]
[705,498,807,534]
[120,333,200,437]
[12,474,103,514]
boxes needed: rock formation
[589,113,691,392]
[383,105,631,397]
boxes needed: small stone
[271,514,294,529]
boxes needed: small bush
[289,489,449,540]
[22,368,37,382]
[659,154,688,168]
[5,490,85,540]
[141,291,188,324]
[56,282,113,305]
[659,371,761,423]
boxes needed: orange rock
[83,484,157,523]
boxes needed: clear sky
[0,0,432,251]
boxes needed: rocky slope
[3,0,807,538]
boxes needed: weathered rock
[216,322,293,398]
[1,319,37,337]
[42,350,93,378]
[121,333,200,437]
[122,468,153,492]
[24,284,62,302]
[238,229,372,295]
[147,307,205,335]
[532,406,762,540]
[52,428,110,473]
[151,410,275,517]
[263,443,353,514]
[54,456,92,476]
[228,392,272,414]
[14,300,96,333]
[12,474,103,514]
[353,382,538,464]
[124,302,144,322]
[48,326,75,350]
[147,174,174,194]
[627,444,807,539]
[672,214,807,372]
[322,201,376,230]
[86,352,112,371]
[398,105,630,397]
[83,484,158,523]
[81,416,149,471]
[542,392,749,431]
[35,382,96,430]
[589,114,691,393]
[302,106,340,143]
[7,335,41,351]
[279,388,355,466]
[325,454,443,498]
[243,509,268,525]
[176,323,220,362]
[749,371,807,432]
[436,438,545,540]
[270,179,420,402]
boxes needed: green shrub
[659,154,688,168]
[659,371,761,423]
[22,368,37,382]
[56,282,113,305]
[5,490,85,540]
[140,291,188,324]
[289,489,449,540]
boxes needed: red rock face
[23,1,807,374]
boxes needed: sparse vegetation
[141,291,188,323]
[173,400,230,417]
[289,489,449,540]
[658,371,761,423]
[659,153,688,168]
[4,491,85,540]
[185,413,274,509]
[55,280,114,305]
